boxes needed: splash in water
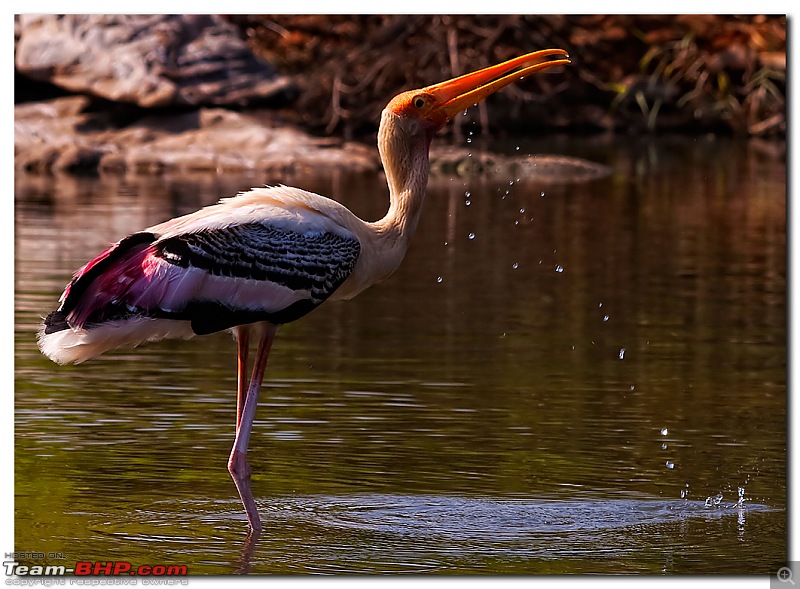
[733,487,748,508]
[703,487,748,509]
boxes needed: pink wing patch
[63,234,307,331]
[66,242,154,328]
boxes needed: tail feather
[37,315,195,365]
[42,310,70,335]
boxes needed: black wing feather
[153,222,360,334]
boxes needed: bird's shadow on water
[92,493,776,574]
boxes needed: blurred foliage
[228,15,785,138]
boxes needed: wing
[52,218,361,337]
[151,222,361,334]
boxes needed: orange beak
[425,48,570,126]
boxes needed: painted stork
[38,49,570,532]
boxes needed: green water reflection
[15,135,785,574]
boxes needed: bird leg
[235,326,250,431]
[228,324,276,533]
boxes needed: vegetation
[229,15,785,139]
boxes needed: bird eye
[413,96,426,109]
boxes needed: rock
[14,96,379,174]
[429,145,611,183]
[100,109,379,174]
[14,96,105,173]
[15,96,610,180]
[15,15,294,108]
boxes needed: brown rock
[15,96,609,180]
[14,97,379,174]
[429,145,611,183]
[15,15,294,108]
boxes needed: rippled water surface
[15,136,785,574]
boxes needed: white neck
[333,110,433,301]
[370,109,431,249]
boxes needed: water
[14,135,786,574]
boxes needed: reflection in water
[15,136,785,574]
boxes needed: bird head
[385,48,570,141]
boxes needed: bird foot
[228,449,262,532]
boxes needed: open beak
[426,48,570,125]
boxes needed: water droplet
[465,200,471,206]
[463,109,469,116]
[466,137,472,144]
[630,385,635,391]
[555,265,564,273]
[464,191,471,198]
[661,428,668,435]
[603,315,610,322]
[436,276,443,283]
[661,443,668,450]
[735,486,747,508]
[443,241,448,246]
[468,232,476,240]
[540,191,546,197]
[519,207,525,213]
[665,460,674,469]
[618,348,626,360]
[680,489,687,499]
[512,262,519,269]
[509,180,515,186]
[599,302,603,308]
[515,145,520,151]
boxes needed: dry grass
[228,15,785,138]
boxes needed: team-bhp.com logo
[4,557,188,580]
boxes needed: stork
[38,48,570,532]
